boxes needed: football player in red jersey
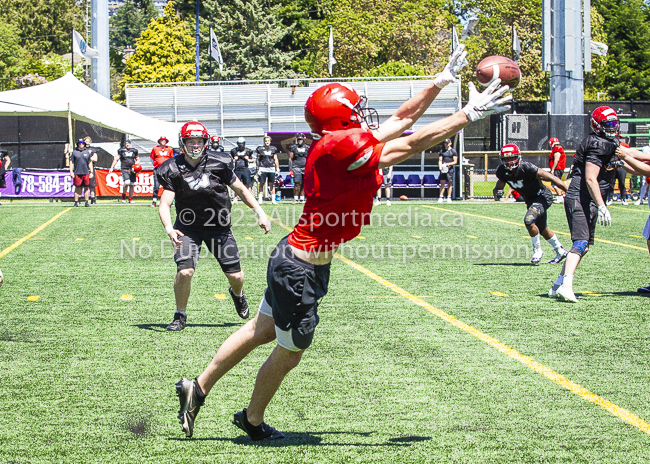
[548,137,566,202]
[174,45,513,441]
[150,136,175,207]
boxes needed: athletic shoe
[91,198,96,205]
[531,249,543,265]
[438,197,443,203]
[128,198,133,204]
[85,201,90,207]
[166,312,187,331]
[229,287,249,319]
[548,282,561,298]
[556,284,578,303]
[549,248,569,264]
[638,284,650,293]
[606,198,613,206]
[232,409,284,441]
[272,199,277,205]
[121,199,126,203]
[175,378,205,438]
[374,199,381,206]
[74,202,79,207]
[386,200,391,206]
[151,202,156,208]
[622,200,629,206]
[635,199,642,206]
[447,197,452,203]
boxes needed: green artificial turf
[1,200,649,463]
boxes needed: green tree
[197,0,303,80]
[457,0,546,100]
[0,23,25,91]
[116,1,195,101]
[592,0,650,99]
[299,0,455,78]
[109,0,159,72]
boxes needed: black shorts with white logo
[174,228,241,274]
[564,195,598,245]
[264,236,330,350]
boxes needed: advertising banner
[94,169,161,197]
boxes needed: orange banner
[94,169,162,197]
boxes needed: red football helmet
[179,121,209,159]
[500,144,521,171]
[304,83,379,135]
[548,137,560,148]
[210,135,221,147]
[590,106,619,139]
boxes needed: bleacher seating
[423,174,439,187]
[391,174,407,187]
[407,174,422,187]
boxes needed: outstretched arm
[371,45,468,143]
[536,168,568,191]
[230,177,271,233]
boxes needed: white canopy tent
[0,73,182,146]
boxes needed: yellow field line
[609,205,649,213]
[268,214,650,435]
[0,208,72,259]
[422,205,647,251]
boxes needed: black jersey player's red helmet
[590,106,619,140]
[304,83,379,136]
[179,121,209,159]
[499,143,521,171]
[548,137,560,148]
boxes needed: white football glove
[462,80,513,122]
[433,44,468,89]
[597,204,612,226]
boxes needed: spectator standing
[255,136,279,204]
[375,166,393,206]
[150,136,175,207]
[84,137,99,205]
[438,138,457,203]
[288,133,309,203]
[69,139,93,207]
[110,139,140,203]
[0,149,10,205]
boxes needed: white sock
[562,274,573,288]
[554,275,564,286]
[294,195,298,200]
[233,289,242,297]
[531,234,541,250]
[547,234,562,252]
[300,196,305,201]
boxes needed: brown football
[399,195,408,201]
[476,56,521,88]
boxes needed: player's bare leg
[639,239,650,293]
[439,180,447,202]
[552,250,584,302]
[245,345,303,426]
[197,311,277,394]
[168,268,193,331]
[541,227,568,263]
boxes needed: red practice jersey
[549,145,566,170]
[288,129,384,251]
[150,146,175,168]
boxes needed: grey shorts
[121,169,136,185]
[174,228,241,274]
[293,167,305,184]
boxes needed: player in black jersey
[209,135,224,152]
[288,133,309,203]
[230,137,254,194]
[157,121,271,331]
[549,106,620,302]
[255,136,279,204]
[110,139,140,203]
[494,144,569,265]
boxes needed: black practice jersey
[496,161,548,202]
[230,147,253,170]
[440,147,458,166]
[567,133,618,200]
[118,147,139,170]
[157,152,236,231]
[71,149,92,175]
[206,147,233,169]
[256,145,278,169]
[289,143,309,169]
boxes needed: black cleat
[638,284,650,294]
[85,201,90,207]
[73,202,79,207]
[229,287,249,319]
[166,312,186,331]
[175,378,205,438]
[232,409,284,441]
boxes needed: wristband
[165,224,174,234]
[254,207,266,218]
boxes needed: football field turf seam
[267,213,650,436]
[422,205,648,251]
[0,207,72,259]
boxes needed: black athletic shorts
[439,169,454,183]
[121,169,136,185]
[264,236,330,350]
[89,173,97,188]
[0,174,5,189]
[174,227,241,274]
[235,168,251,187]
[259,171,275,186]
[525,191,553,230]
[293,167,304,184]
[564,196,598,245]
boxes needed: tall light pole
[91,0,110,98]
[195,0,200,83]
